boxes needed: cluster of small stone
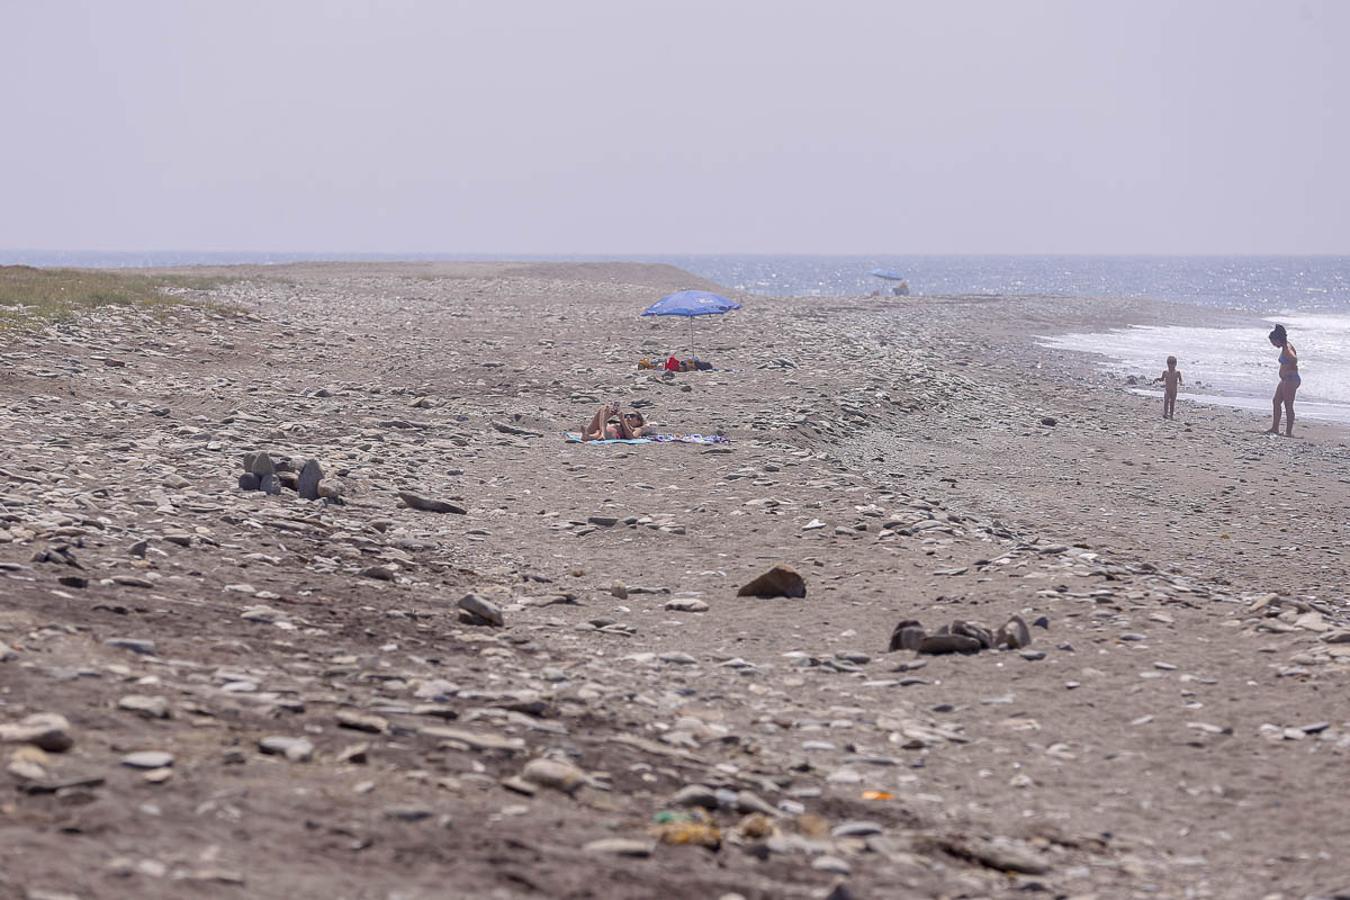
[238,451,328,501]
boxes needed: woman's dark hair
[1269,324,1287,345]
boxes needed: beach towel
[563,432,729,446]
[564,432,652,445]
[650,433,730,445]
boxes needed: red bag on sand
[665,355,680,371]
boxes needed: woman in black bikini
[1267,324,1300,437]
[580,402,646,441]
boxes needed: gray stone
[584,838,653,857]
[998,615,1033,650]
[735,790,780,817]
[337,742,370,764]
[240,605,286,624]
[521,758,587,794]
[671,784,720,809]
[258,736,314,762]
[383,806,434,823]
[952,620,995,649]
[250,452,276,477]
[937,835,1050,875]
[238,473,261,491]
[118,695,170,719]
[399,491,466,514]
[917,634,982,655]
[121,751,174,769]
[360,565,396,582]
[105,638,157,656]
[491,421,542,437]
[812,855,852,875]
[458,593,504,627]
[419,726,525,752]
[889,620,925,652]
[830,820,883,838]
[259,474,281,495]
[412,679,459,701]
[297,459,323,500]
[0,713,74,752]
[337,710,388,734]
[665,597,709,612]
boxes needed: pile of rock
[238,451,327,501]
[889,615,1034,656]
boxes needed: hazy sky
[3,0,1347,255]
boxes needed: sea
[6,251,1350,423]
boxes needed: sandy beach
[2,262,1348,900]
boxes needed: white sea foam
[1040,314,1350,423]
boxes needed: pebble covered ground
[1,262,1348,900]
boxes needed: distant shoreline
[6,252,1348,317]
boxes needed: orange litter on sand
[862,790,894,801]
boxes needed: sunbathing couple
[581,402,646,441]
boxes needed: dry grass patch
[0,266,232,328]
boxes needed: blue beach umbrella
[870,268,906,281]
[640,290,741,354]
[641,290,742,318]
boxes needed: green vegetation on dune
[0,266,232,327]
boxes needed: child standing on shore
[1153,356,1183,419]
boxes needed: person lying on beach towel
[580,402,646,442]
[564,432,650,445]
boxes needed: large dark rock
[917,634,983,655]
[736,565,806,599]
[298,459,323,500]
[888,619,926,652]
[250,452,276,477]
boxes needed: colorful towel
[650,433,730,445]
[563,432,729,446]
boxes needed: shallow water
[1044,312,1350,422]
